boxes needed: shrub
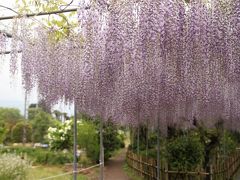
[47,120,72,150]
[167,135,204,170]
[0,147,73,165]
[102,121,125,160]
[48,118,126,163]
[117,131,126,148]
[78,120,99,163]
[33,150,73,165]
[79,152,92,167]
[219,131,237,156]
[0,154,30,180]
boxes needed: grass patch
[123,163,144,180]
[27,166,88,180]
[0,146,73,165]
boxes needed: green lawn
[27,166,88,180]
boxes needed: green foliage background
[11,121,32,143]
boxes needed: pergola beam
[0,8,78,21]
[0,50,22,55]
[0,30,12,38]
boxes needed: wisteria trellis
[3,0,240,128]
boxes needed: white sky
[0,0,29,114]
[0,0,76,115]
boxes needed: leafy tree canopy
[11,121,32,143]
[31,109,57,143]
[0,108,22,125]
[16,0,78,41]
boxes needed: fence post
[165,162,169,180]
[140,155,142,177]
[227,158,229,179]
[198,169,201,180]
[209,165,213,180]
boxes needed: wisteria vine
[3,0,240,129]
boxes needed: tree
[102,120,125,160]
[0,122,7,144]
[53,110,62,121]
[78,120,99,163]
[196,120,224,170]
[16,0,78,41]
[0,108,22,143]
[38,99,51,113]
[28,102,51,120]
[0,108,22,124]
[31,110,56,143]
[28,106,41,120]
[11,121,32,143]
[78,119,125,162]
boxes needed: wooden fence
[126,149,240,180]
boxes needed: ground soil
[104,148,131,180]
[88,148,131,180]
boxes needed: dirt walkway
[104,148,131,180]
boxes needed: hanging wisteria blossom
[12,0,240,129]
[0,32,7,56]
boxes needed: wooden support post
[165,162,169,180]
[209,165,213,180]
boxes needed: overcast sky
[0,0,74,115]
[0,0,30,114]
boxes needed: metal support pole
[157,116,160,180]
[23,90,27,144]
[99,118,104,180]
[146,120,149,157]
[24,90,27,119]
[137,126,140,155]
[73,101,77,180]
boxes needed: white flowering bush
[47,120,73,150]
[0,154,30,180]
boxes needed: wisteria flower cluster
[8,0,240,129]
[0,32,7,56]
